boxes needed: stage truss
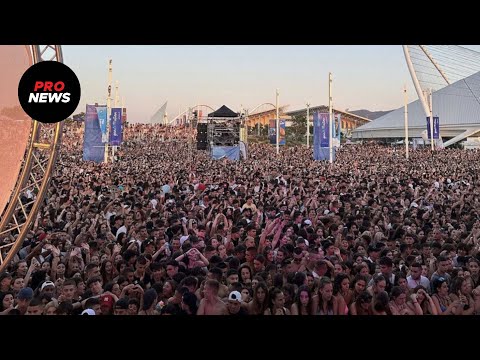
[0,45,64,272]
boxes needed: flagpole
[276,89,279,155]
[112,80,119,160]
[429,88,434,151]
[105,59,112,164]
[404,84,409,160]
[329,73,333,164]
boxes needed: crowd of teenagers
[1,121,480,315]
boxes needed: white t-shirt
[407,275,431,292]
[116,226,127,239]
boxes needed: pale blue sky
[63,45,480,122]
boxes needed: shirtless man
[197,279,227,315]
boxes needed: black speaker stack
[196,123,208,150]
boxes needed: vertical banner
[269,119,276,144]
[121,107,126,142]
[332,115,336,139]
[313,112,321,159]
[313,112,332,161]
[426,117,440,139]
[279,119,286,145]
[269,119,286,145]
[110,108,122,146]
[96,106,108,143]
[319,113,330,148]
[337,114,342,141]
[83,105,105,163]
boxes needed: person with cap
[142,239,156,256]
[15,287,34,315]
[226,290,247,315]
[39,280,56,300]
[84,297,101,315]
[99,294,115,315]
[81,308,96,315]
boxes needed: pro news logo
[29,81,71,103]
[18,61,81,124]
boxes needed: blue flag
[83,105,105,163]
[96,106,108,143]
[110,108,122,146]
[426,117,440,139]
[337,114,341,141]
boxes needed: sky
[63,45,480,123]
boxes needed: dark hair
[181,292,198,315]
[390,286,404,300]
[449,276,466,295]
[356,291,372,305]
[226,269,238,278]
[161,303,178,315]
[293,272,307,288]
[432,277,448,293]
[268,288,284,311]
[294,285,313,315]
[85,297,101,309]
[0,291,14,311]
[379,256,393,267]
[209,267,223,281]
[373,291,390,313]
[333,274,350,296]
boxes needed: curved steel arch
[192,104,216,112]
[168,104,217,125]
[0,45,64,272]
[249,102,276,115]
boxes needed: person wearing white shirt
[407,262,431,293]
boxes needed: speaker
[197,123,208,150]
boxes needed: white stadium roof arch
[353,45,480,146]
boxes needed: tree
[72,112,85,121]
[287,114,308,143]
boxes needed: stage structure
[0,45,64,272]
[204,105,245,160]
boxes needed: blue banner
[332,115,336,139]
[211,146,240,160]
[319,113,329,147]
[279,119,286,145]
[268,119,286,145]
[96,106,108,143]
[313,112,334,161]
[337,114,341,141]
[426,117,440,139]
[110,108,122,146]
[314,147,336,161]
[83,105,105,163]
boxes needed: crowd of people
[1,121,480,315]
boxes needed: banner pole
[329,72,333,163]
[404,84,409,160]
[276,89,279,155]
[105,59,112,163]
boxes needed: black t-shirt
[134,273,152,288]
[228,307,248,316]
